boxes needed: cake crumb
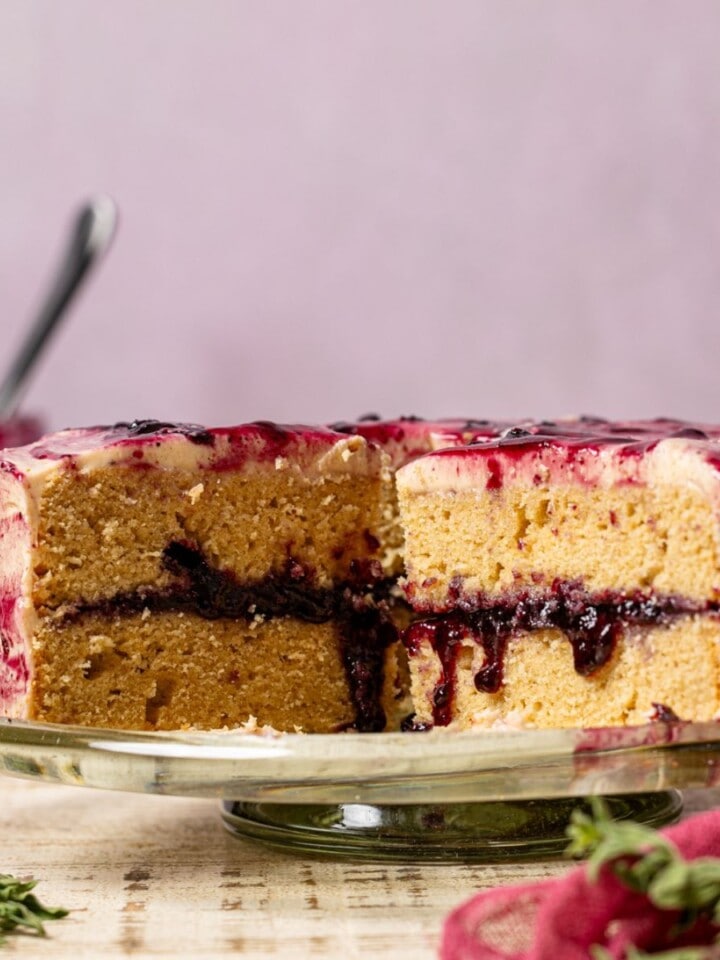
[87,633,114,652]
[101,519,119,540]
[275,457,287,470]
[468,707,530,730]
[186,483,204,504]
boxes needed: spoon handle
[0,196,118,419]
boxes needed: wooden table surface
[0,778,717,959]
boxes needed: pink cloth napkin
[441,810,720,959]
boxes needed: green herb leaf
[567,798,675,883]
[0,874,68,945]
[567,800,720,957]
[647,859,720,913]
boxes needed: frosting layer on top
[396,417,720,494]
[1,419,382,480]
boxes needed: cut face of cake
[397,418,720,730]
[328,415,509,468]
[329,416,510,577]
[0,419,402,732]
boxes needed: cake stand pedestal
[221,792,682,862]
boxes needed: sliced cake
[397,418,720,730]
[5,413,720,735]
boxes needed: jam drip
[337,602,397,733]
[404,584,707,727]
[650,702,681,723]
[64,541,395,733]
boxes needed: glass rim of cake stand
[1,718,712,860]
[0,716,717,804]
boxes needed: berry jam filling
[650,702,682,723]
[64,541,396,732]
[404,584,708,727]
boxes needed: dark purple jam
[0,460,24,480]
[162,541,337,623]
[336,603,397,733]
[670,428,709,440]
[404,583,708,727]
[110,419,215,446]
[65,541,396,733]
[248,421,295,448]
[500,426,533,439]
[400,714,432,732]
[578,415,610,425]
[650,702,682,723]
[459,419,492,430]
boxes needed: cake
[0,419,408,733]
[398,418,720,730]
[2,414,720,734]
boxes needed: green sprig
[567,799,720,959]
[0,874,68,945]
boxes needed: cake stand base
[221,791,682,862]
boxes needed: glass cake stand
[0,717,716,862]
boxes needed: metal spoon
[0,196,118,419]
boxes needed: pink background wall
[2,1,720,432]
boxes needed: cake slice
[0,419,404,732]
[397,418,720,730]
